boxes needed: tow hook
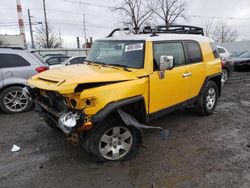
[118,108,169,140]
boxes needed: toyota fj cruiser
[25,25,222,162]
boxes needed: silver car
[0,48,49,113]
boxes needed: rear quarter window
[184,42,203,64]
[210,43,220,59]
[0,54,30,68]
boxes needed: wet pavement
[0,72,250,188]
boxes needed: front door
[149,41,192,114]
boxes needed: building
[0,35,25,48]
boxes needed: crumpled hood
[28,64,138,94]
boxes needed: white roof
[100,33,213,43]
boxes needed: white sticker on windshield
[125,43,143,52]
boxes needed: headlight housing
[58,112,79,134]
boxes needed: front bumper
[35,99,85,134]
[24,86,85,134]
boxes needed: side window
[70,57,85,65]
[210,43,220,59]
[218,47,226,54]
[46,57,59,65]
[153,42,185,69]
[60,57,68,62]
[0,54,30,68]
[184,42,203,64]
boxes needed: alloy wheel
[206,88,216,110]
[3,90,29,112]
[99,126,133,160]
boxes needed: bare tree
[213,21,238,42]
[150,0,187,25]
[113,0,154,32]
[35,23,62,48]
[204,20,238,42]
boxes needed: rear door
[0,53,33,83]
[183,41,205,98]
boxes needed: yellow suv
[25,25,222,162]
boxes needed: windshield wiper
[105,63,132,72]
[85,60,132,72]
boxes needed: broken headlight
[58,112,79,134]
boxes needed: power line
[62,0,111,8]
[189,15,250,20]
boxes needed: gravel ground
[0,72,250,188]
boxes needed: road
[0,72,250,188]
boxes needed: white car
[50,56,86,69]
[217,46,231,59]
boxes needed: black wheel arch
[92,96,147,124]
[0,84,26,94]
[200,73,222,97]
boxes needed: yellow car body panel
[79,78,149,115]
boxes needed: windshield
[239,51,250,58]
[86,40,145,68]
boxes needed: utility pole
[27,9,35,48]
[76,37,80,48]
[83,13,86,47]
[43,0,49,48]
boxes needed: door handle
[182,72,192,78]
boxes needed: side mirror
[159,56,174,71]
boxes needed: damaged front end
[23,86,91,137]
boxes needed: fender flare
[92,96,145,123]
[200,73,222,97]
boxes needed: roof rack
[106,27,140,38]
[151,25,204,36]
[107,25,204,37]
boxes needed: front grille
[38,91,68,113]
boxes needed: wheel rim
[206,88,216,110]
[3,90,29,112]
[221,71,228,86]
[99,126,133,160]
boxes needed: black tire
[0,86,32,113]
[194,81,218,116]
[83,115,141,162]
[43,116,61,131]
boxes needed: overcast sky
[1,0,250,48]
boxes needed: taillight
[221,61,225,68]
[36,66,49,73]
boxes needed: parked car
[25,25,222,162]
[231,51,247,58]
[50,56,86,69]
[0,48,49,113]
[217,46,231,59]
[44,55,70,66]
[221,57,234,86]
[233,51,250,71]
